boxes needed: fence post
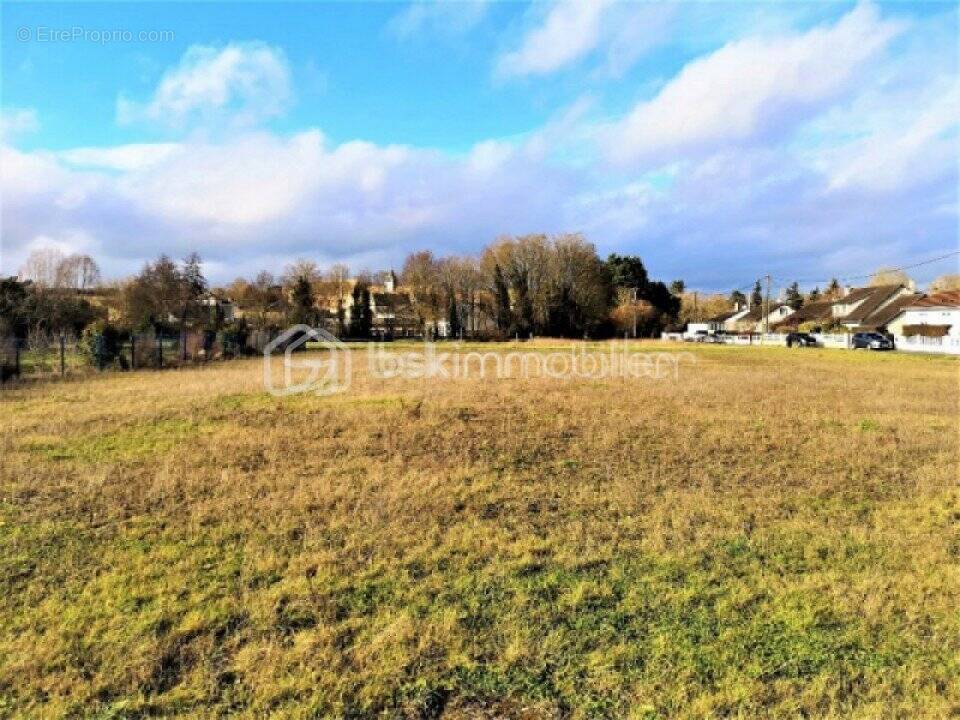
[59,333,66,377]
[94,334,105,371]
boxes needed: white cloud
[2,7,956,289]
[59,143,182,172]
[23,230,99,258]
[389,1,488,39]
[496,0,609,78]
[0,108,39,139]
[496,1,677,80]
[0,129,580,279]
[3,108,954,288]
[599,3,674,79]
[826,82,959,193]
[606,3,903,164]
[117,42,292,128]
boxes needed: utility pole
[631,287,638,338]
[693,291,698,321]
[763,274,772,337]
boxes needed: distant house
[684,321,713,338]
[204,294,235,323]
[833,284,915,330]
[773,299,832,329]
[340,270,420,337]
[733,303,794,332]
[887,291,960,339]
[774,284,917,333]
[708,305,751,333]
[370,291,418,337]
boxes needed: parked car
[785,332,817,348]
[851,332,894,350]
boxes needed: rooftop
[911,290,960,308]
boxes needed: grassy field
[1,341,958,719]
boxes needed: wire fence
[1,329,277,383]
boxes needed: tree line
[396,235,680,338]
[6,240,956,345]
[219,234,684,339]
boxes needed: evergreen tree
[290,276,315,326]
[729,289,747,308]
[180,252,208,329]
[669,280,685,295]
[808,286,821,302]
[607,254,649,289]
[751,280,763,308]
[785,281,804,310]
[512,270,534,337]
[826,278,841,299]
[493,263,512,334]
[349,282,371,338]
[447,293,460,339]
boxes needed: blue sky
[2,1,958,289]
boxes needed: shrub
[81,320,124,369]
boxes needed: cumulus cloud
[496,0,609,78]
[116,42,292,128]
[2,4,955,289]
[606,3,903,164]
[0,108,39,139]
[0,130,583,279]
[59,143,182,172]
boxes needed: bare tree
[19,249,101,290]
[282,258,321,287]
[929,274,960,293]
[76,255,101,289]
[19,248,67,288]
[547,233,612,336]
[401,250,443,331]
[869,267,911,287]
[56,254,101,289]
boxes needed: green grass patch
[19,418,211,463]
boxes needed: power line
[771,249,960,287]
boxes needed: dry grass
[1,341,958,719]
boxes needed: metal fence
[1,329,262,383]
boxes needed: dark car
[852,332,894,350]
[785,332,817,348]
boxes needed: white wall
[895,336,960,355]
[891,308,960,338]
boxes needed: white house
[204,294,235,323]
[832,284,915,330]
[887,291,960,339]
[684,321,714,339]
[706,306,752,333]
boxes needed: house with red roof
[887,291,960,340]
